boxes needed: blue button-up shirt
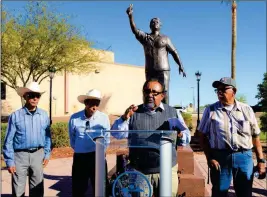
[68,110,110,153]
[3,107,51,167]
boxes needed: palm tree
[231,0,237,80]
[222,0,237,80]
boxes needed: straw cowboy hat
[77,89,102,104]
[17,82,45,97]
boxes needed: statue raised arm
[126,4,186,104]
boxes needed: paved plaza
[1,153,266,197]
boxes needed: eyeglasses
[214,87,233,94]
[143,89,163,96]
[27,93,41,99]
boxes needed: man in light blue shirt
[68,89,110,197]
[3,82,51,197]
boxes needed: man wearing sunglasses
[111,78,191,197]
[198,77,266,197]
[68,89,110,197]
[3,81,51,197]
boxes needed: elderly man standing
[112,78,191,197]
[68,89,110,197]
[198,77,266,197]
[3,81,51,197]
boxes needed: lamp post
[195,71,202,129]
[49,67,56,125]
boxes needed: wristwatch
[257,158,266,163]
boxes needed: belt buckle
[28,147,38,152]
[232,148,239,152]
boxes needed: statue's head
[149,18,161,31]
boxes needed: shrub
[51,122,69,148]
[1,122,70,150]
[181,112,193,131]
[260,113,267,132]
[1,123,8,151]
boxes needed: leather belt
[14,147,43,153]
[211,148,251,153]
[232,148,250,153]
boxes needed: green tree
[256,73,267,132]
[236,94,247,103]
[256,73,267,111]
[1,2,100,94]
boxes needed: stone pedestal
[177,146,206,197]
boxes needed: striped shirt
[197,100,260,150]
[3,107,51,167]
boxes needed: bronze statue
[126,4,186,104]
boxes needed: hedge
[1,122,69,150]
[1,123,7,151]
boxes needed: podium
[93,130,177,197]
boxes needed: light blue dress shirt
[111,103,191,146]
[68,110,110,153]
[3,107,51,167]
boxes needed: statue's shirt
[135,29,176,72]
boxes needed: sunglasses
[143,89,163,96]
[27,93,41,99]
[84,99,100,106]
[214,87,233,94]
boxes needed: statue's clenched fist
[126,4,133,16]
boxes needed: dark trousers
[72,152,108,197]
[145,70,170,104]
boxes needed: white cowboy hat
[77,89,102,104]
[17,82,45,97]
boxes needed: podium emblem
[112,170,152,197]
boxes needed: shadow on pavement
[44,174,93,197]
[229,186,267,197]
[44,174,72,197]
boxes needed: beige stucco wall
[2,51,145,117]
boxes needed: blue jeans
[210,149,254,197]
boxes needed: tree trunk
[231,1,237,80]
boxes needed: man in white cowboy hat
[3,81,51,197]
[68,89,110,197]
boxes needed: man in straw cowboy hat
[68,89,110,197]
[3,81,51,197]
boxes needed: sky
[3,1,266,107]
